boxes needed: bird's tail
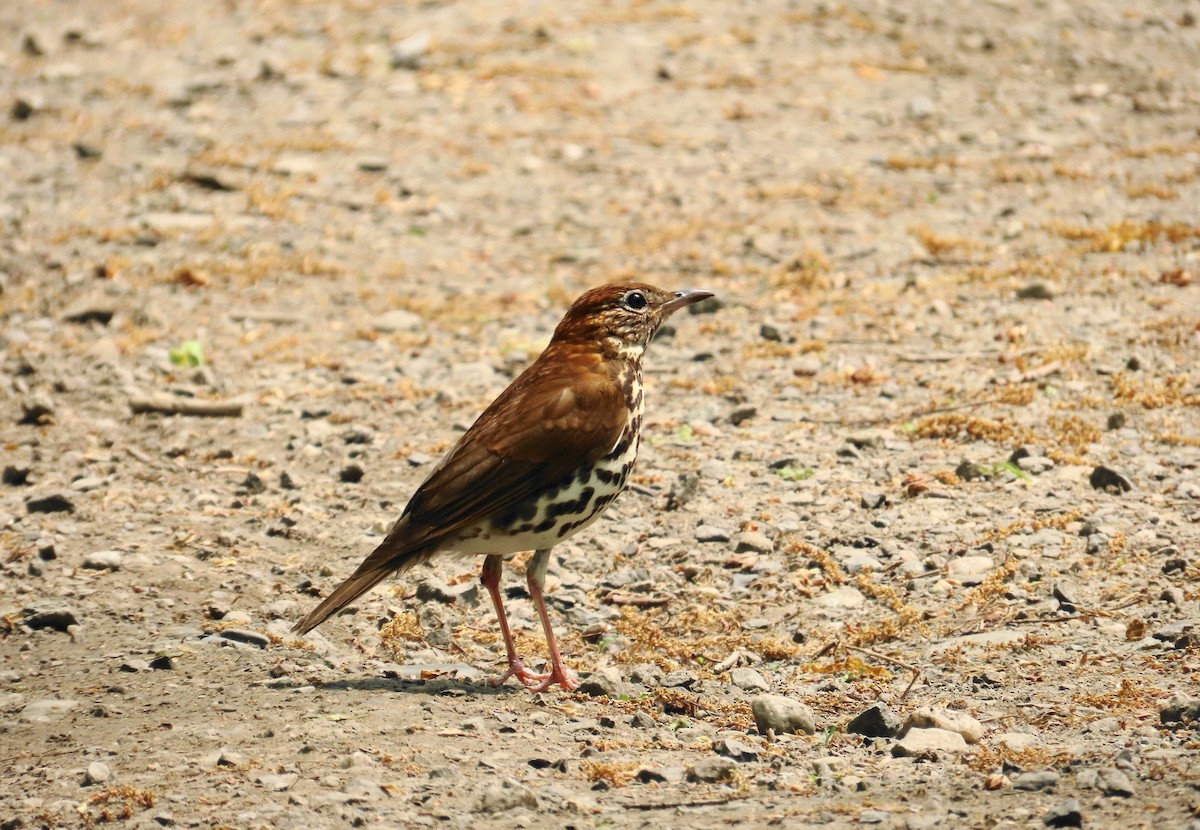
[291,532,436,635]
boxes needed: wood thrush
[292,282,713,691]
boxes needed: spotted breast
[447,363,645,556]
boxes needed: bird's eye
[624,291,647,310]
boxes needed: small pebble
[83,761,111,786]
[476,778,538,813]
[751,694,816,735]
[83,550,123,571]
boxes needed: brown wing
[402,341,627,536]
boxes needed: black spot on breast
[594,467,620,486]
[545,486,594,520]
[608,437,631,459]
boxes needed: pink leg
[480,555,548,687]
[526,548,580,692]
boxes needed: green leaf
[980,460,1029,481]
[776,466,815,481]
[674,423,695,443]
[168,340,205,367]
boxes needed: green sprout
[168,340,205,367]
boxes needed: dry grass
[911,414,1035,446]
[1125,182,1179,200]
[887,156,961,171]
[1046,219,1200,253]
[910,224,982,257]
[614,606,750,671]
[84,787,157,823]
[785,538,845,585]
[1074,677,1167,713]
[1112,373,1199,408]
[1046,414,1102,455]
[580,759,642,787]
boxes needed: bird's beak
[663,289,714,315]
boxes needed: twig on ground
[130,395,245,417]
[842,643,922,701]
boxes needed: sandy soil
[2,1,1199,828]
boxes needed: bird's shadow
[311,675,518,697]
[270,666,523,695]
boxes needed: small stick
[602,593,670,608]
[842,642,922,701]
[625,798,735,811]
[130,395,245,417]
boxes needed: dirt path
[2,1,1198,828]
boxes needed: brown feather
[290,522,436,634]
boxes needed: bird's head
[551,282,714,360]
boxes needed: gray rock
[26,493,74,513]
[686,757,737,783]
[714,736,760,762]
[23,605,79,632]
[751,694,816,735]
[373,308,424,333]
[628,663,664,686]
[83,762,111,786]
[814,586,865,609]
[578,668,625,698]
[1013,770,1060,791]
[631,711,656,729]
[860,490,888,509]
[695,523,732,543]
[218,628,271,648]
[83,550,123,570]
[1161,694,1200,724]
[892,727,969,759]
[255,773,299,791]
[947,555,994,585]
[665,471,701,510]
[636,766,686,783]
[733,530,774,554]
[760,322,786,342]
[391,31,431,70]
[19,394,54,424]
[1042,799,1082,827]
[995,732,1040,750]
[847,704,901,738]
[661,669,698,688]
[729,667,770,692]
[1090,465,1132,493]
[902,706,985,744]
[20,699,79,722]
[415,578,478,606]
[907,96,935,119]
[1086,767,1135,797]
[1016,455,1055,474]
[476,778,538,813]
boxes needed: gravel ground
[2,1,1199,828]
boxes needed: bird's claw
[492,660,579,692]
[528,666,580,693]
[492,660,549,688]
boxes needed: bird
[292,282,714,691]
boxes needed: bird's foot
[528,664,580,693]
[491,659,549,688]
